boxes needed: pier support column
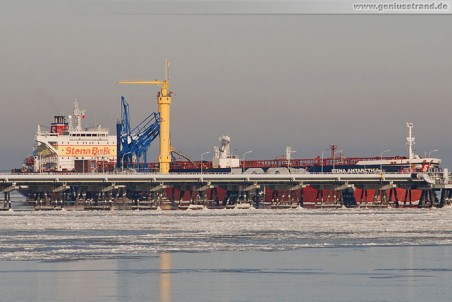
[403,189,413,207]
[389,188,399,208]
[359,189,369,207]
[299,188,304,207]
[439,189,447,208]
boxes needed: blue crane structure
[116,96,160,170]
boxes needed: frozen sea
[0,207,451,301]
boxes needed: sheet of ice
[1,207,451,261]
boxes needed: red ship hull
[164,185,421,208]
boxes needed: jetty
[1,171,451,210]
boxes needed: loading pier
[1,171,451,210]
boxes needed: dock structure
[1,172,451,210]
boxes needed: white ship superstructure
[212,135,240,168]
[30,100,117,172]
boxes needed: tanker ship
[18,99,442,206]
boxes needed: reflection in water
[0,247,451,302]
[160,253,171,302]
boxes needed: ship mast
[73,99,86,132]
[406,122,415,161]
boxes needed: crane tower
[118,61,172,174]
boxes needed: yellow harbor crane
[118,61,172,174]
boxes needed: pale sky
[1,1,451,170]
